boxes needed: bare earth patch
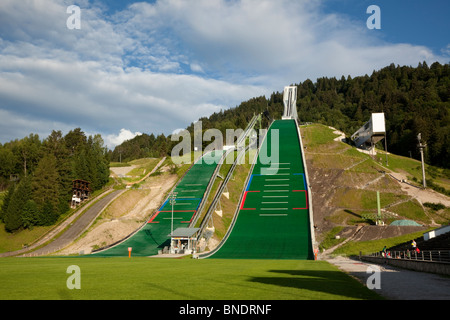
[389,171,450,207]
[60,173,178,254]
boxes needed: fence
[370,250,450,263]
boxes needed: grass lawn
[0,257,381,300]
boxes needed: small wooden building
[71,179,92,208]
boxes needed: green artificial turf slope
[212,120,314,259]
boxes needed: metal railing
[198,123,268,259]
[369,250,450,263]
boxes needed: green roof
[390,220,422,226]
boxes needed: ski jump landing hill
[204,119,315,259]
[203,86,316,260]
[93,151,224,257]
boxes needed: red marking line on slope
[240,191,259,210]
[292,190,308,210]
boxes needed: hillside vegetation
[0,129,110,233]
[294,62,449,169]
[300,123,449,255]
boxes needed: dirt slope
[301,124,449,244]
[60,172,178,255]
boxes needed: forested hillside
[0,129,110,232]
[294,61,449,169]
[111,61,449,169]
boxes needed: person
[382,245,387,257]
[411,239,417,249]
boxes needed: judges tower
[351,113,386,150]
[282,86,298,120]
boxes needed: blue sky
[320,0,449,54]
[0,0,448,148]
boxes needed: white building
[282,86,298,120]
[351,113,386,149]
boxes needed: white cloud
[113,0,447,85]
[0,0,448,148]
[0,53,266,142]
[441,44,450,56]
[105,129,142,149]
[190,63,204,73]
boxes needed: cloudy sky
[0,0,448,149]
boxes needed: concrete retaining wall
[361,256,450,276]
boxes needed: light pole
[417,133,427,189]
[169,191,178,236]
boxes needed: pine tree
[43,130,72,202]
[73,146,89,181]
[21,199,39,229]
[65,128,87,155]
[0,146,16,189]
[31,154,60,219]
[39,200,58,226]
[17,134,42,177]
[0,183,14,223]
[4,176,32,232]
[92,135,110,189]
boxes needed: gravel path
[326,255,450,300]
[22,190,124,256]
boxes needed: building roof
[169,228,200,238]
[73,179,91,184]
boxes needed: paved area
[326,255,450,300]
[22,189,124,256]
[0,189,124,257]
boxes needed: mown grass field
[0,257,382,300]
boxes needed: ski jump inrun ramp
[93,151,224,257]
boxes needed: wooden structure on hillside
[71,179,92,208]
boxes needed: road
[22,189,124,256]
[326,255,450,300]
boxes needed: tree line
[0,129,110,232]
[109,96,272,162]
